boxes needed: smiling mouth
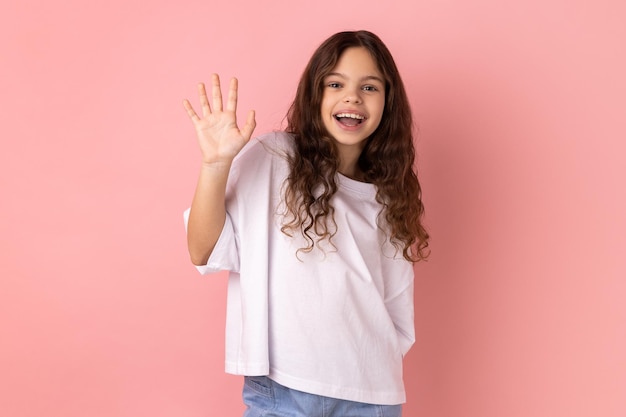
[334,113,365,127]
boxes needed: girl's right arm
[183,74,256,266]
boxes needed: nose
[342,86,362,104]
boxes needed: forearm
[187,161,232,265]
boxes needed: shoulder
[228,131,294,185]
[235,131,294,163]
[237,131,294,158]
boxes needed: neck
[336,145,366,181]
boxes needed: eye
[327,82,342,88]
[362,85,379,92]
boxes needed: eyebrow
[326,72,385,84]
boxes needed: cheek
[375,98,386,120]
[373,101,386,129]
[320,97,332,115]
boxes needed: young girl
[183,30,429,417]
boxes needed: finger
[182,99,200,122]
[211,73,223,112]
[226,77,238,113]
[240,110,256,141]
[198,82,211,116]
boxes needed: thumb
[241,110,256,141]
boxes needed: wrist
[200,159,233,173]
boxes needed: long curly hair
[282,30,429,262]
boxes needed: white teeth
[335,113,364,119]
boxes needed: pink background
[2,0,625,416]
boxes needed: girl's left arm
[386,281,416,357]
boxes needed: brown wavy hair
[282,30,429,262]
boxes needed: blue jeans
[242,376,402,417]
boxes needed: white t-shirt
[184,131,415,405]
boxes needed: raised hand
[183,74,256,166]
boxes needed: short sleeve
[183,208,240,275]
[385,278,415,357]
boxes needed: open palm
[183,74,256,165]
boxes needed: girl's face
[320,47,386,157]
